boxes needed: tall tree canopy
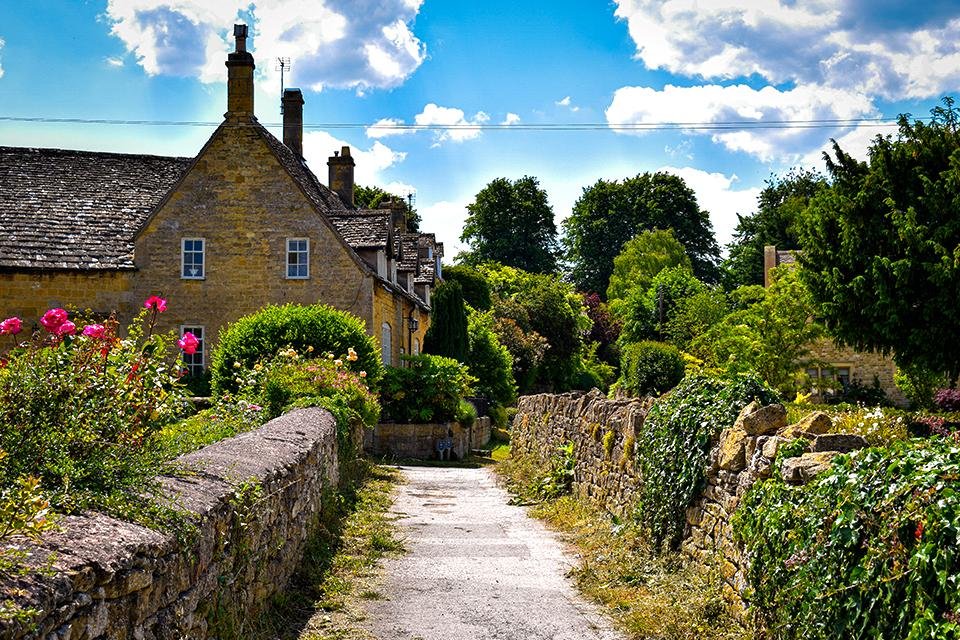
[797,99,960,380]
[459,176,560,273]
[722,169,826,289]
[607,229,692,303]
[423,281,469,363]
[354,184,421,232]
[563,172,720,295]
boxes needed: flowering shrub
[380,355,475,423]
[934,388,960,412]
[0,302,190,516]
[736,438,960,639]
[831,405,910,445]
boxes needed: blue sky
[1,1,957,258]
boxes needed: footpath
[362,466,624,640]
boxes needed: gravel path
[362,465,624,640]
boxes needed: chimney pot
[328,146,356,207]
[282,88,304,157]
[225,23,255,118]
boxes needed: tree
[563,172,720,295]
[797,99,960,381]
[466,311,517,406]
[614,266,707,344]
[722,169,825,289]
[607,229,691,303]
[459,176,560,273]
[423,281,468,363]
[354,184,421,232]
[441,264,491,311]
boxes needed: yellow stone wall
[372,283,428,365]
[808,338,907,406]
[0,271,133,327]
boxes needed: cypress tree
[423,281,469,363]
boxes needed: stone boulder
[780,411,832,440]
[735,402,788,436]
[718,427,748,472]
[812,433,869,453]
[781,451,839,485]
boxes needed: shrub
[456,399,477,428]
[442,264,492,311]
[466,311,517,407]
[423,281,469,363]
[825,376,889,407]
[618,341,685,397]
[934,388,960,412]
[735,438,960,639]
[637,375,778,551]
[210,304,381,394]
[896,362,948,410]
[380,355,474,423]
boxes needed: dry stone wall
[1,407,343,640]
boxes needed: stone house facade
[0,25,438,370]
[763,245,906,405]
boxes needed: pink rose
[178,331,199,355]
[40,308,68,332]
[55,320,76,336]
[82,324,107,339]
[0,317,22,335]
[144,295,167,313]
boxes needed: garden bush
[380,354,474,423]
[618,340,685,397]
[735,438,960,639]
[466,311,517,407]
[210,304,381,394]
[637,375,778,551]
[934,388,960,412]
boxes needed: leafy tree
[441,264,491,311]
[466,311,517,406]
[797,99,960,381]
[607,229,692,302]
[354,184,421,232]
[423,281,468,363]
[563,172,720,295]
[582,293,621,367]
[665,288,730,352]
[722,169,825,289]
[488,298,548,393]
[614,266,707,344]
[459,176,560,273]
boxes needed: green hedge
[380,355,474,423]
[210,304,382,394]
[618,340,685,397]
[735,438,960,639]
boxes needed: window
[181,325,205,376]
[381,322,392,366]
[181,238,205,279]
[377,250,387,278]
[807,364,852,394]
[286,238,309,279]
[407,272,414,292]
[413,337,420,356]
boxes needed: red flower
[55,320,76,336]
[0,317,22,335]
[144,295,167,313]
[82,323,107,339]
[916,521,925,540]
[39,308,68,332]
[178,331,199,355]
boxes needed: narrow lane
[363,466,624,640]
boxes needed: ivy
[636,375,778,551]
[735,438,960,639]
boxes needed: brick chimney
[328,146,355,207]
[225,24,255,118]
[282,88,304,157]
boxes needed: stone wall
[512,390,650,516]
[1,407,344,640]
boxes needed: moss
[603,430,616,459]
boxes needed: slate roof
[328,210,391,249]
[776,250,798,266]
[398,233,420,273]
[0,146,191,269]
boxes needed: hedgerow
[637,375,778,551]
[735,438,960,639]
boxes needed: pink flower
[144,295,167,313]
[178,331,199,355]
[55,320,76,336]
[82,324,107,339]
[0,317,22,335]
[40,308,68,332]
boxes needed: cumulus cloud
[658,166,762,250]
[301,130,406,188]
[606,83,877,162]
[105,0,426,90]
[414,103,489,145]
[502,112,521,125]
[612,0,960,99]
[800,122,898,169]
[555,95,580,112]
[418,199,470,256]
[366,117,415,139]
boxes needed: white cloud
[658,166,762,250]
[301,130,406,188]
[419,199,470,256]
[606,83,877,161]
[555,95,580,112]
[612,0,960,99]
[414,103,489,145]
[105,56,125,67]
[366,117,415,139]
[502,112,521,126]
[0,37,5,79]
[105,0,426,90]
[800,122,898,169]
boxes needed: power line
[0,114,913,132]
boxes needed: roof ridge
[0,145,192,162]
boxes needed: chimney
[328,146,355,207]
[225,24,255,118]
[282,88,304,157]
[763,245,777,288]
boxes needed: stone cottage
[763,245,906,405]
[0,24,440,371]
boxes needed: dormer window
[181,238,205,279]
[286,238,309,279]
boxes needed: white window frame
[381,322,392,366]
[181,237,205,279]
[286,237,310,279]
[180,325,205,376]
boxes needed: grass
[495,444,751,640]
[237,461,405,640]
